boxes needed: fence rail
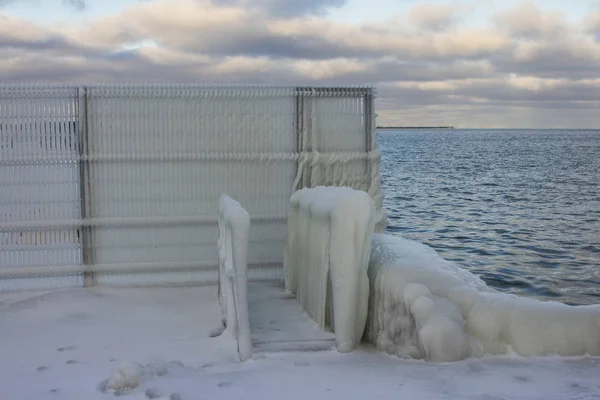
[215,194,253,362]
[0,83,385,291]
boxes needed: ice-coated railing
[211,194,252,362]
[283,186,375,352]
[365,234,600,361]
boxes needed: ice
[284,186,375,352]
[215,194,252,362]
[105,361,146,391]
[366,234,600,361]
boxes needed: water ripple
[378,129,600,305]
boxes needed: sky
[1,0,599,128]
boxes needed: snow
[215,194,252,361]
[104,361,146,392]
[366,234,600,361]
[284,186,375,352]
[1,285,600,400]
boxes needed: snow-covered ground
[1,286,599,400]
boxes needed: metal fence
[0,83,385,291]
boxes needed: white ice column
[215,194,252,362]
[284,186,375,352]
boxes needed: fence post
[294,87,313,191]
[78,86,95,287]
[364,89,373,192]
[363,88,386,232]
[305,88,313,188]
[294,87,303,192]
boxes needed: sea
[377,129,600,306]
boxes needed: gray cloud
[1,0,599,128]
[409,3,464,31]
[456,80,600,103]
[173,31,373,60]
[211,0,346,17]
[376,80,600,109]
[0,0,86,9]
[0,35,71,51]
[585,11,600,39]
[63,0,85,10]
[492,40,600,80]
[492,0,568,40]
[83,18,510,62]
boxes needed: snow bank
[366,234,600,361]
[284,186,375,352]
[213,194,252,362]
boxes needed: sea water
[378,129,600,305]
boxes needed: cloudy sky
[1,0,599,128]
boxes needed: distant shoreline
[377,126,455,130]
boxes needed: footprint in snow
[147,360,168,377]
[145,388,162,399]
[113,388,134,397]
[167,360,185,370]
[514,375,530,383]
[97,380,108,393]
[57,346,77,352]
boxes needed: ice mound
[365,234,600,361]
[105,360,147,391]
[102,359,181,393]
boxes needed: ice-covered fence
[283,186,375,352]
[0,83,385,291]
[0,86,83,291]
[365,234,600,361]
[294,87,386,232]
[77,84,298,287]
[212,194,252,362]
